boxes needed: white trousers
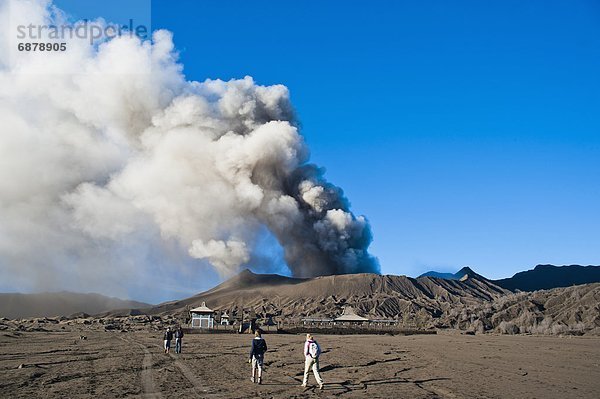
[303,356,323,386]
[252,355,264,379]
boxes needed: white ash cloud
[189,239,250,276]
[0,0,379,296]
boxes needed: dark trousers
[175,338,182,353]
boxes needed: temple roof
[190,301,214,313]
[334,306,369,322]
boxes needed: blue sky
[56,0,600,281]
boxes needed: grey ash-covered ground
[1,330,599,398]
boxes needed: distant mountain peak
[418,266,483,281]
[419,264,600,292]
[495,264,600,292]
[417,271,458,280]
[457,266,475,274]
[456,266,484,279]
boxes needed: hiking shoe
[319,384,324,390]
[257,378,262,385]
[250,378,255,383]
[300,383,307,388]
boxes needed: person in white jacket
[301,333,324,389]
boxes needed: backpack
[254,338,266,354]
[308,341,321,358]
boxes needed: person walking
[302,333,324,390]
[248,330,268,384]
[163,327,173,354]
[174,326,184,354]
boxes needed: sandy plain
[1,331,599,398]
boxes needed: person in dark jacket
[163,327,173,354]
[174,326,184,354]
[248,330,268,384]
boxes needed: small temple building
[220,311,230,325]
[190,302,215,328]
[334,306,370,324]
[301,306,372,326]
